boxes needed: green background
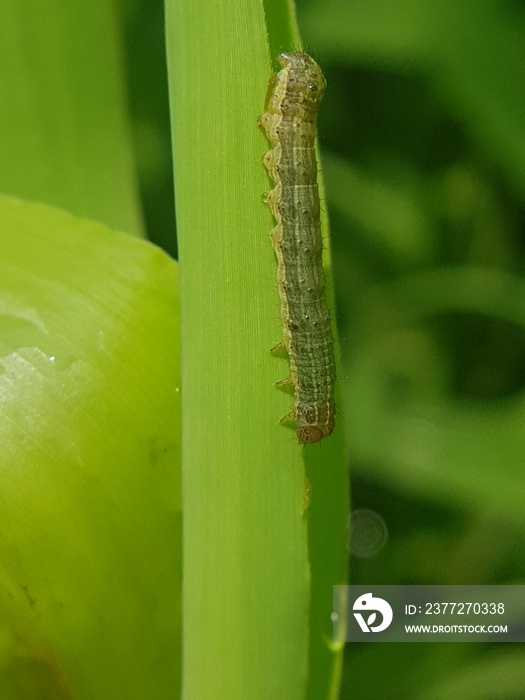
[296,1,525,698]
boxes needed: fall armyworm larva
[259,52,336,444]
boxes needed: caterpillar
[259,52,336,444]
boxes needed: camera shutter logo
[353,593,393,633]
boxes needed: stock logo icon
[352,593,393,633]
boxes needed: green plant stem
[166,1,348,697]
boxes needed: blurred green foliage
[294,1,525,698]
[119,0,177,257]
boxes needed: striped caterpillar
[259,52,336,444]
